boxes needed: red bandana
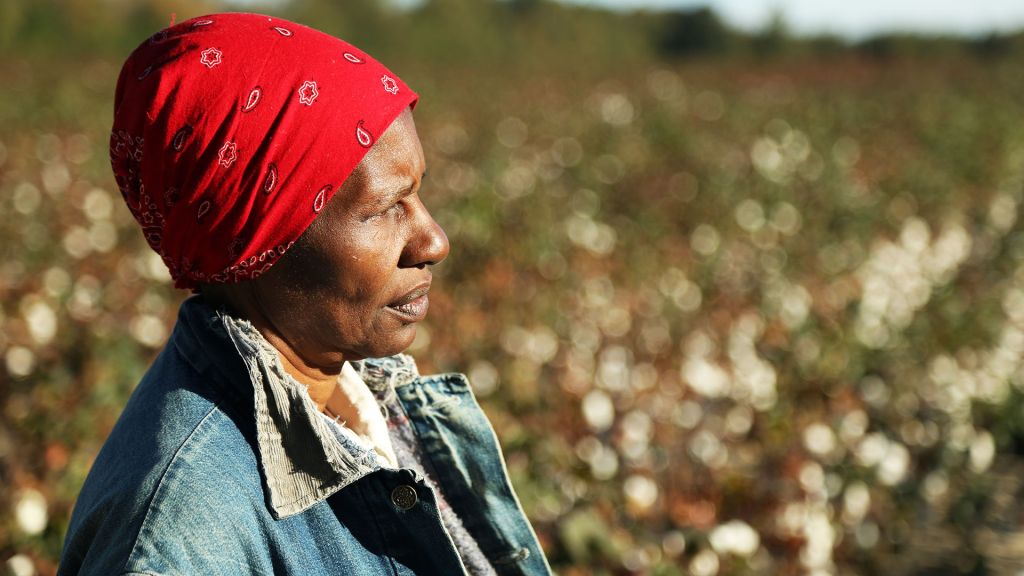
[110,13,418,289]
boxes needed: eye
[380,199,406,218]
[367,185,418,222]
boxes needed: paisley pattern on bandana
[242,87,262,112]
[109,13,418,289]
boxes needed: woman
[59,13,551,576]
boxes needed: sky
[559,0,1024,39]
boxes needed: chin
[354,325,419,360]
[389,325,420,356]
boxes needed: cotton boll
[15,489,48,535]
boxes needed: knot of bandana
[110,13,418,289]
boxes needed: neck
[200,286,341,412]
[253,323,341,412]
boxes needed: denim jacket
[59,297,552,575]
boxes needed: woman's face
[254,108,449,365]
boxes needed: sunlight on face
[254,108,450,365]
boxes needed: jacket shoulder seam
[122,403,225,573]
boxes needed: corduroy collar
[171,296,420,519]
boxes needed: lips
[386,282,430,321]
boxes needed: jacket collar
[171,296,419,519]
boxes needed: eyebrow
[376,170,426,208]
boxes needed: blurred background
[3,0,1024,574]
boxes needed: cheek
[350,255,399,308]
[320,242,402,318]
[344,227,406,286]
[282,218,408,318]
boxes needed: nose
[400,201,449,268]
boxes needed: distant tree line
[3,0,1023,64]
[656,6,1024,59]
